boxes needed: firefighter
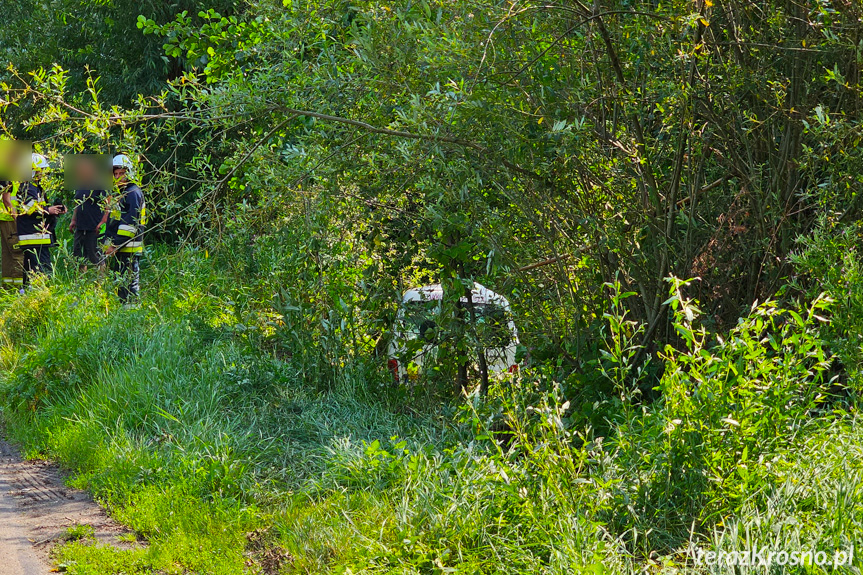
[0,180,24,292]
[105,154,144,304]
[17,154,66,287]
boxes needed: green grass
[0,248,861,574]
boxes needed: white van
[387,283,520,383]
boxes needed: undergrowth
[0,246,861,574]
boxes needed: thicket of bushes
[0,234,859,574]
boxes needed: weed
[64,523,96,543]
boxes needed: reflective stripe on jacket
[18,233,51,246]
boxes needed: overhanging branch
[275,105,547,182]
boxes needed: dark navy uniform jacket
[16,182,51,238]
[106,183,144,252]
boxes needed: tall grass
[0,247,860,574]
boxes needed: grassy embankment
[1,246,862,574]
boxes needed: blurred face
[65,154,111,190]
[77,162,95,184]
[0,141,32,182]
[113,167,127,184]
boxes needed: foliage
[792,217,863,380]
[0,255,857,573]
[0,0,244,107]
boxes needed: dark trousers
[0,220,23,289]
[23,246,52,287]
[112,253,140,303]
[73,229,104,266]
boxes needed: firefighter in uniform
[17,154,66,287]
[0,180,24,292]
[105,155,144,304]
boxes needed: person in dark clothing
[105,155,144,304]
[17,154,66,287]
[70,188,108,269]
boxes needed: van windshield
[403,300,439,342]
[400,300,513,347]
[474,303,513,347]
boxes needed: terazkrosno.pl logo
[689,546,854,568]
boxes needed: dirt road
[0,467,44,574]
[0,438,134,574]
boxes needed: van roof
[402,282,511,307]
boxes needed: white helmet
[31,153,49,179]
[112,154,135,179]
